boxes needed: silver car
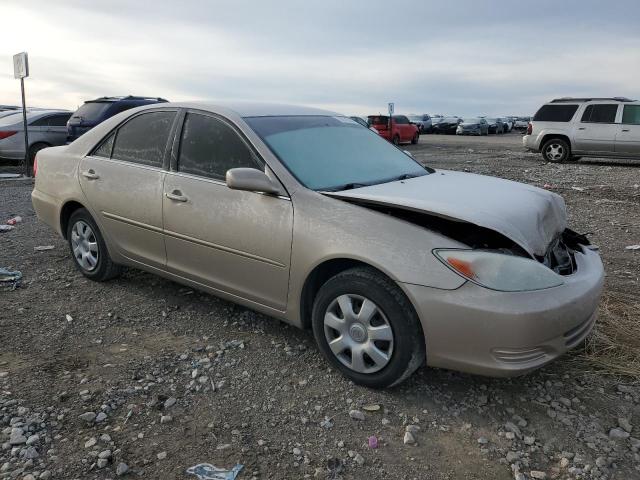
[32,102,604,388]
[0,109,72,168]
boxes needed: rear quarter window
[533,104,579,122]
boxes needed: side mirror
[226,168,281,195]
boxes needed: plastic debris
[625,245,640,250]
[34,245,55,251]
[0,268,22,290]
[368,436,378,449]
[186,463,243,480]
[571,186,585,192]
[6,216,22,225]
[0,225,14,232]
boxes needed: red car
[367,114,420,145]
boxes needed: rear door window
[177,112,262,180]
[111,111,176,167]
[580,104,618,123]
[533,104,579,122]
[622,105,640,125]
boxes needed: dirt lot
[1,133,639,480]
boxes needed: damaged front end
[337,198,590,277]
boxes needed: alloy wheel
[545,143,565,161]
[323,294,394,374]
[71,220,99,271]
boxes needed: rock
[39,471,52,480]
[25,435,39,446]
[530,471,547,479]
[116,462,129,476]
[97,458,109,468]
[160,415,173,424]
[405,425,420,434]
[403,431,416,445]
[559,397,572,408]
[22,475,35,480]
[506,451,519,462]
[354,453,365,466]
[477,395,488,406]
[349,410,365,421]
[9,430,26,445]
[157,451,167,460]
[595,456,607,468]
[559,458,570,468]
[618,417,633,433]
[293,447,302,456]
[163,397,177,409]
[95,412,108,423]
[84,437,97,448]
[78,412,96,423]
[505,432,515,440]
[609,428,630,440]
[477,437,488,445]
[99,433,112,443]
[504,422,522,439]
[524,436,536,445]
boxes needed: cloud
[1,0,639,116]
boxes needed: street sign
[388,102,394,116]
[13,52,29,79]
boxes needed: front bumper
[402,246,604,377]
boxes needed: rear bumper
[402,246,604,377]
[31,188,63,236]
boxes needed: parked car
[485,118,504,134]
[32,101,604,388]
[0,105,20,112]
[432,116,461,135]
[0,109,72,170]
[523,97,640,163]
[349,116,379,133]
[406,114,432,133]
[456,118,489,136]
[514,117,531,131]
[368,114,420,145]
[67,95,168,142]
[501,116,516,133]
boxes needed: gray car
[32,102,604,388]
[456,118,489,136]
[0,109,72,169]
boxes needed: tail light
[526,123,533,135]
[0,131,18,140]
[33,155,38,177]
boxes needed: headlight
[433,249,564,292]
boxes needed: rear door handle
[578,127,586,130]
[622,129,630,132]
[81,169,100,180]
[165,190,188,202]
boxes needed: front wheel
[411,132,419,144]
[541,138,570,163]
[311,267,425,388]
[392,135,400,146]
[67,208,122,281]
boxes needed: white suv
[523,97,640,162]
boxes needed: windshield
[367,115,389,125]
[462,118,481,123]
[443,117,459,122]
[407,115,422,121]
[71,102,112,122]
[244,115,430,191]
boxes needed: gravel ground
[1,133,639,480]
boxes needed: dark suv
[66,96,168,142]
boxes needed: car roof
[87,95,168,103]
[130,101,337,118]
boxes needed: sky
[1,0,639,117]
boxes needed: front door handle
[165,190,188,202]
[81,169,100,180]
[578,127,586,130]
[622,129,630,132]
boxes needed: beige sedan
[32,102,604,388]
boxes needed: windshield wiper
[324,182,370,192]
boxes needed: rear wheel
[28,143,49,176]
[311,267,425,388]
[67,208,122,281]
[541,138,570,163]
[392,135,400,146]
[411,132,419,144]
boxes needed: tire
[28,143,49,175]
[311,267,425,389]
[67,208,122,281]
[411,132,419,144]
[541,138,570,163]
[392,135,400,146]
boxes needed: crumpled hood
[325,169,567,257]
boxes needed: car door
[78,109,177,268]
[398,116,413,141]
[162,111,294,310]
[43,113,72,146]
[615,104,640,155]
[573,104,619,153]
